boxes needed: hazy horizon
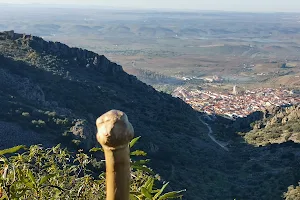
[1,0,300,13]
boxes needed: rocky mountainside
[0,30,212,199]
[1,30,300,200]
[239,105,300,146]
[0,30,204,148]
[265,105,300,127]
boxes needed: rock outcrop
[0,30,126,77]
[242,104,300,146]
[265,105,300,127]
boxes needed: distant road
[199,117,229,152]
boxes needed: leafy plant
[130,177,185,200]
[0,137,185,199]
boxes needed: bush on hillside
[0,137,185,199]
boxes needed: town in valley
[173,86,300,118]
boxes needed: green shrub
[31,119,46,127]
[55,118,69,125]
[37,120,46,126]
[288,128,294,133]
[72,139,81,146]
[268,132,281,139]
[45,111,56,117]
[285,132,293,141]
[0,137,185,199]
[292,124,300,132]
[21,112,30,117]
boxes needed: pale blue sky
[1,0,300,12]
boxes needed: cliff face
[265,105,300,127]
[0,30,127,78]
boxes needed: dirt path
[199,117,229,152]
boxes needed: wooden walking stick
[96,110,134,200]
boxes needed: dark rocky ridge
[1,30,127,78]
[0,30,190,110]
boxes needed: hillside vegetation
[241,105,300,146]
[0,139,185,199]
[0,30,211,199]
[1,31,300,199]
